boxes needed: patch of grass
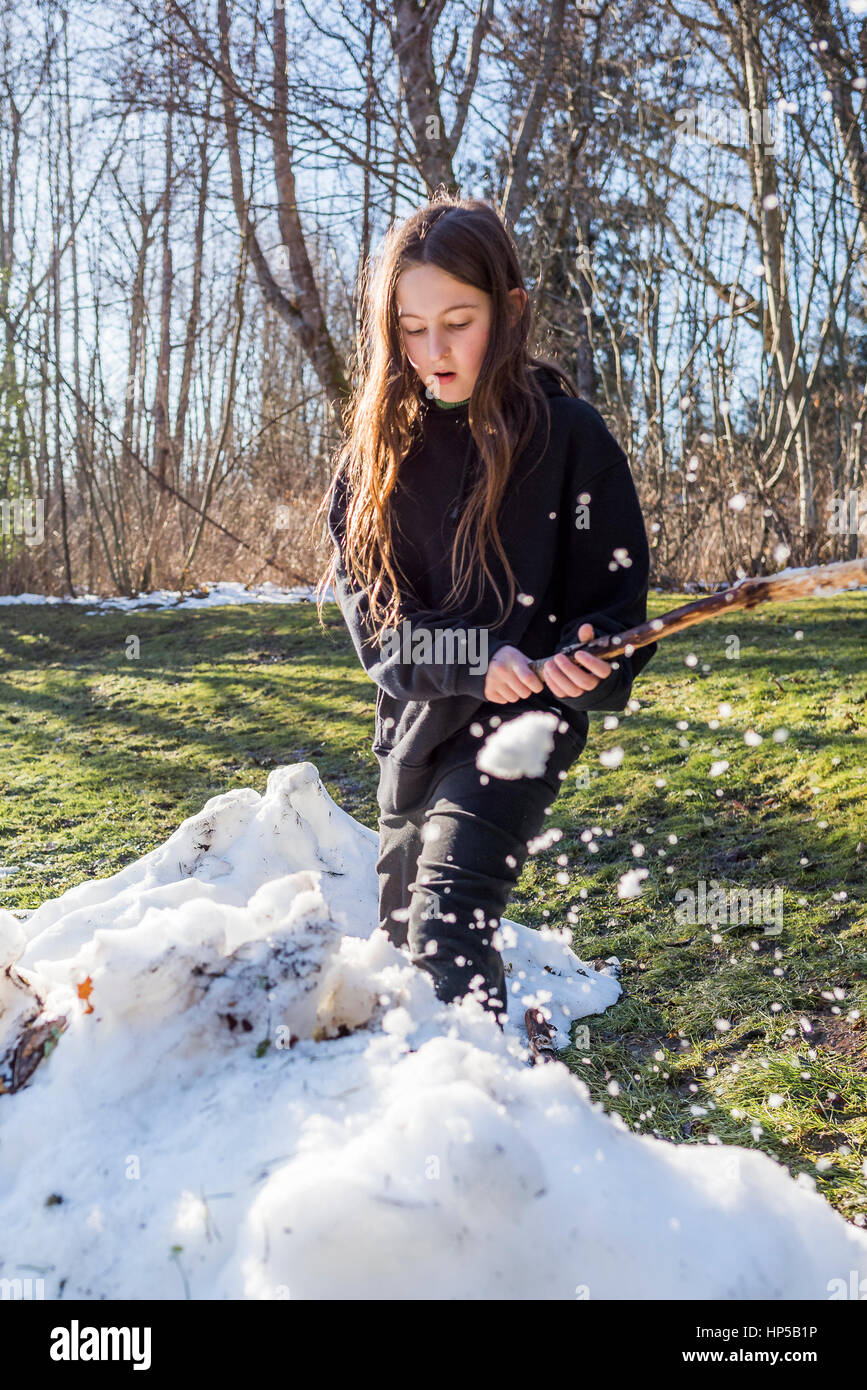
[0,600,378,901]
[510,594,867,1225]
[0,590,865,1223]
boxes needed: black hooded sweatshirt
[327,364,658,814]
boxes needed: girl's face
[396,263,524,402]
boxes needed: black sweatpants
[375,705,586,1023]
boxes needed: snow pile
[1,763,865,1299]
[0,581,327,611]
[476,710,560,779]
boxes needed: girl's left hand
[540,623,612,698]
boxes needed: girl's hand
[484,644,545,704]
[540,623,612,698]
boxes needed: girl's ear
[507,286,528,319]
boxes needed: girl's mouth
[434,371,456,381]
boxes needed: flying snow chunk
[475,711,559,780]
[709,760,730,777]
[728,493,747,511]
[617,868,649,899]
[599,746,625,769]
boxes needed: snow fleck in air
[744,729,763,746]
[617,868,649,899]
[527,826,563,855]
[772,728,789,742]
[768,1094,785,1109]
[718,702,732,717]
[631,842,645,857]
[709,760,729,777]
[475,710,558,780]
[794,630,804,640]
[517,593,534,606]
[685,654,698,667]
[728,493,747,511]
[599,746,625,768]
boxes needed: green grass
[1,592,865,1223]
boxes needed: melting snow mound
[0,762,864,1299]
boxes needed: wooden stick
[528,557,867,674]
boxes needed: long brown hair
[314,191,578,643]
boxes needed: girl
[316,194,657,1029]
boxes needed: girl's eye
[402,322,471,336]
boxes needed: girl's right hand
[483,645,545,703]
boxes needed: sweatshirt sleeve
[326,465,509,701]
[550,405,658,714]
